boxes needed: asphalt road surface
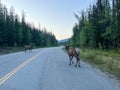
[0,47,120,90]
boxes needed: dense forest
[0,2,58,47]
[71,0,120,50]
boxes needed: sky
[1,0,93,40]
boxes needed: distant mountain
[58,38,69,43]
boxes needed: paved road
[0,47,120,90]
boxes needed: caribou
[24,43,33,52]
[65,45,81,67]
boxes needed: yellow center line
[0,50,46,85]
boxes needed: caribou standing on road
[65,45,81,68]
[24,43,33,52]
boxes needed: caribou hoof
[69,64,71,66]
[79,65,81,68]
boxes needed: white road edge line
[0,51,46,85]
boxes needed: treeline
[71,0,120,49]
[0,2,58,47]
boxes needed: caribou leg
[78,60,81,68]
[69,56,73,65]
[25,48,27,52]
[77,56,81,68]
[71,56,74,64]
[72,61,74,64]
[75,60,78,67]
[75,57,80,68]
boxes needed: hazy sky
[1,0,93,40]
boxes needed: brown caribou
[24,43,33,52]
[65,45,81,67]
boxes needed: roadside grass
[80,48,120,79]
[0,46,24,55]
[0,46,54,55]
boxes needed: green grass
[80,48,120,79]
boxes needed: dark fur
[65,45,81,67]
